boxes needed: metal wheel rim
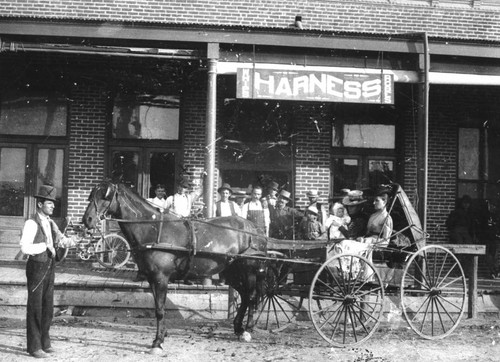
[400,245,466,340]
[308,253,385,347]
[95,234,131,269]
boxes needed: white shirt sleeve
[19,219,47,255]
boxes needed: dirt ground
[1,314,499,362]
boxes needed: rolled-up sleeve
[19,220,46,255]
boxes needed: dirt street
[0,315,499,361]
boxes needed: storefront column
[203,43,219,218]
[417,32,430,232]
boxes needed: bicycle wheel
[95,234,130,269]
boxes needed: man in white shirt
[213,183,242,217]
[242,185,270,235]
[19,185,77,359]
[147,184,168,211]
[165,177,202,217]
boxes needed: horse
[82,181,268,354]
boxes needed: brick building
[1,0,499,264]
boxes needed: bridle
[91,183,118,221]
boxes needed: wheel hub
[429,288,441,297]
[344,295,357,305]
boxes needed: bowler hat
[279,190,291,200]
[35,184,57,202]
[217,183,233,194]
[342,190,367,206]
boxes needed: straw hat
[306,189,319,198]
[278,190,291,200]
[342,190,367,206]
[306,205,319,215]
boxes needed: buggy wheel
[95,234,131,269]
[252,259,305,331]
[308,253,384,347]
[401,245,466,339]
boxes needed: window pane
[112,95,179,140]
[332,124,395,149]
[148,152,176,198]
[0,148,26,216]
[332,158,359,194]
[0,92,67,136]
[37,148,64,217]
[111,151,139,190]
[458,128,479,180]
[369,160,394,189]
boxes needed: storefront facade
[1,0,500,261]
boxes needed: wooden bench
[438,244,486,318]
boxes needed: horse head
[82,181,119,229]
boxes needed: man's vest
[215,200,237,217]
[29,214,57,263]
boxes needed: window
[0,92,67,136]
[112,94,179,140]
[219,99,294,193]
[331,123,396,195]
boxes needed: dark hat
[342,190,367,206]
[278,190,291,200]
[217,183,233,194]
[267,181,279,191]
[177,178,190,189]
[35,184,57,202]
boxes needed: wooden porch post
[417,32,430,232]
[203,43,219,218]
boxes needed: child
[298,206,326,240]
[325,202,351,240]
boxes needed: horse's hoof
[149,347,163,355]
[239,331,252,342]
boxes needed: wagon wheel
[95,234,131,269]
[253,255,306,331]
[308,253,385,347]
[401,245,466,339]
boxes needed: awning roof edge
[1,18,499,59]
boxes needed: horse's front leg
[244,272,260,333]
[149,276,170,355]
[234,292,248,336]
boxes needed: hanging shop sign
[237,67,394,104]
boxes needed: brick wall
[294,105,332,210]
[1,0,500,41]
[68,79,107,220]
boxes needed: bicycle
[60,219,131,269]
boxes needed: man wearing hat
[165,176,202,217]
[269,190,303,239]
[213,183,241,217]
[263,180,280,208]
[19,184,77,358]
[339,190,369,239]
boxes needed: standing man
[269,190,303,240]
[165,176,202,217]
[263,181,279,208]
[19,184,77,359]
[242,185,270,235]
[146,183,168,212]
[213,183,242,217]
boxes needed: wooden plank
[434,244,486,255]
[468,255,479,318]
